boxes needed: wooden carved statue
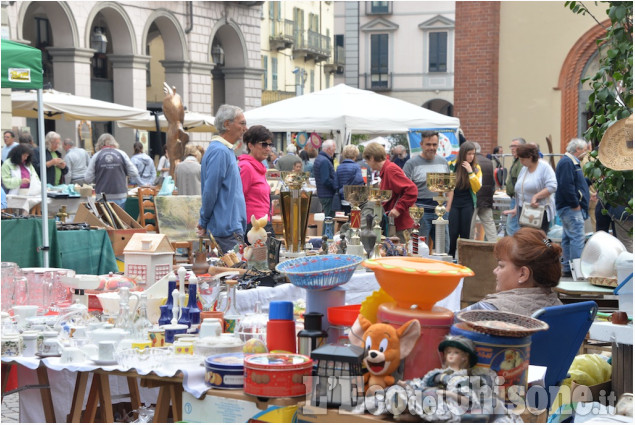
[162,82,189,180]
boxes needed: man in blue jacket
[556,138,590,278]
[313,139,337,218]
[196,104,247,253]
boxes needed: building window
[371,34,389,88]
[309,13,319,32]
[429,32,447,73]
[262,55,268,90]
[272,57,278,91]
[368,1,391,15]
[310,70,315,92]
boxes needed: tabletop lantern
[123,233,174,286]
[310,343,364,410]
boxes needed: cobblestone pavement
[1,393,19,423]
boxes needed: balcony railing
[324,46,345,74]
[269,19,295,51]
[363,72,393,91]
[292,29,331,62]
[261,90,296,106]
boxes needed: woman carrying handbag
[504,144,557,234]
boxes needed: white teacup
[12,305,38,328]
[61,346,85,364]
[200,318,223,338]
[98,341,116,362]
[42,338,62,356]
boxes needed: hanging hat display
[598,115,633,171]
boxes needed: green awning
[1,40,43,89]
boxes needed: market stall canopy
[1,40,43,89]
[11,89,148,121]
[244,84,460,146]
[117,111,217,133]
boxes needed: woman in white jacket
[1,143,41,195]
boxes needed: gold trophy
[408,206,426,256]
[343,185,369,229]
[427,173,456,256]
[280,171,311,253]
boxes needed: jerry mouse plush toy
[349,314,421,390]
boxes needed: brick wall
[454,2,500,154]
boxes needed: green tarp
[1,39,43,89]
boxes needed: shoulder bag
[518,171,545,229]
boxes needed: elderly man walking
[276,144,302,172]
[63,138,91,185]
[196,104,247,254]
[556,138,590,277]
[313,139,337,218]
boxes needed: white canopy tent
[11,89,148,121]
[244,84,460,150]
[117,111,217,133]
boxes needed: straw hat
[598,115,633,171]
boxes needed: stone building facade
[2,1,264,151]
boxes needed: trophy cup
[408,206,426,256]
[427,173,456,256]
[342,185,369,258]
[368,188,392,223]
[343,185,369,229]
[279,171,311,254]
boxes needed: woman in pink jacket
[238,125,275,236]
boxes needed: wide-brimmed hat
[438,335,478,367]
[598,115,633,171]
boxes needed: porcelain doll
[244,215,269,270]
[396,335,518,422]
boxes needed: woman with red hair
[459,227,562,316]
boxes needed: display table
[233,271,463,315]
[0,218,117,274]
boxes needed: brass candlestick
[427,173,456,255]
[280,171,311,253]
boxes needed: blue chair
[528,301,598,411]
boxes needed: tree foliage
[566,1,633,216]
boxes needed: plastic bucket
[377,302,454,380]
[451,322,531,402]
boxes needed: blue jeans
[558,207,586,273]
[506,198,520,236]
[111,198,127,209]
[417,204,449,251]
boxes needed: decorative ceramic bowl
[363,257,474,310]
[276,255,363,290]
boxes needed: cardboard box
[73,202,146,256]
[571,380,613,404]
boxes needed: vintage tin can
[205,353,245,389]
[243,353,313,397]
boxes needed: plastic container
[266,301,296,353]
[204,353,245,389]
[243,353,313,397]
[451,322,531,402]
[377,302,454,379]
[327,304,361,327]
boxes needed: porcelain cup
[148,329,165,347]
[42,338,62,356]
[1,334,22,357]
[199,318,223,338]
[173,340,194,355]
[61,346,85,364]
[12,305,38,328]
[21,331,38,357]
[98,341,117,362]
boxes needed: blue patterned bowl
[275,254,363,290]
